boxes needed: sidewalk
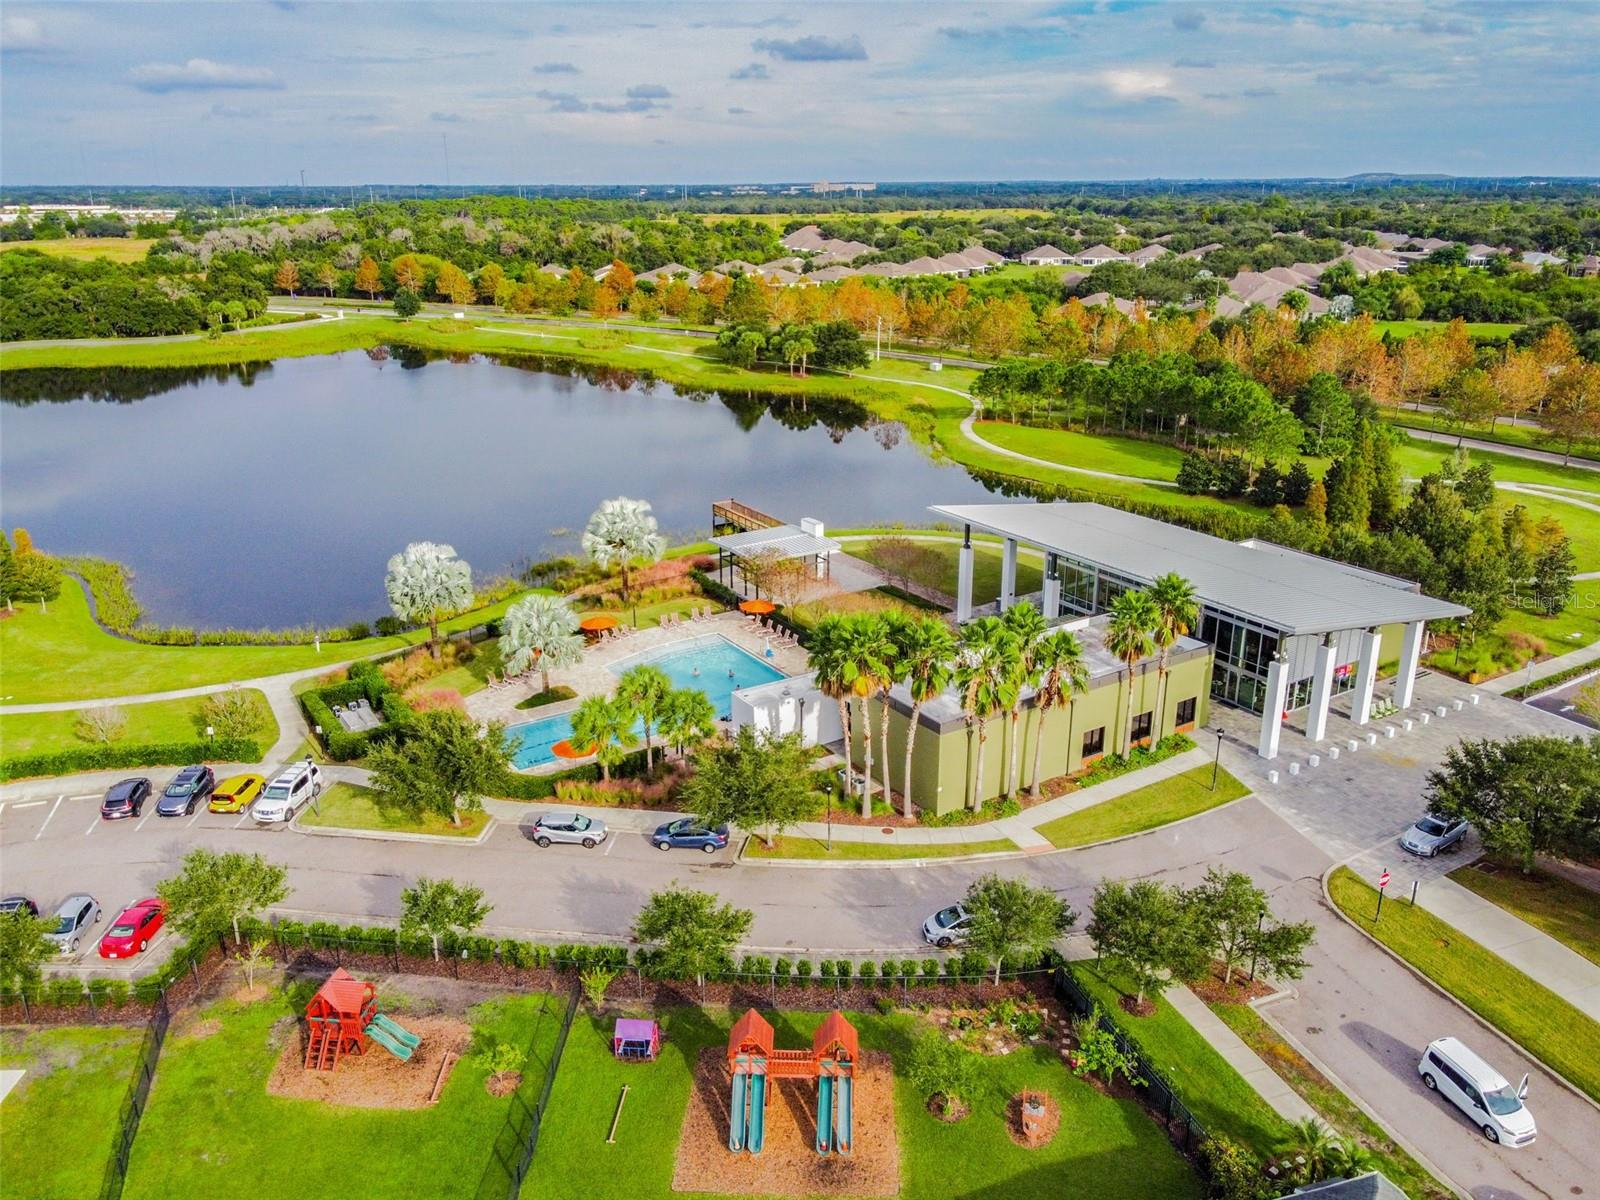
[1477,638,1600,694]
[1165,987,1318,1125]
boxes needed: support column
[1000,538,1018,611]
[955,526,975,624]
[1305,636,1338,743]
[1351,627,1381,726]
[1257,656,1291,760]
[1395,620,1425,710]
[1042,553,1061,620]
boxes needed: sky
[2,1,1597,186]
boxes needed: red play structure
[304,968,377,1071]
[726,1009,857,1157]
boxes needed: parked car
[1419,1037,1536,1146]
[922,903,972,948]
[1400,814,1469,857]
[45,894,101,955]
[252,760,323,824]
[209,773,265,814]
[652,818,730,853]
[99,898,167,959]
[0,896,40,917]
[530,813,608,848]
[156,765,216,817]
[100,778,152,820]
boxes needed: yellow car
[209,773,265,813]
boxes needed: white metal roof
[928,501,1469,637]
[711,523,840,560]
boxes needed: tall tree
[615,664,671,772]
[1029,629,1088,799]
[955,617,1021,810]
[1087,878,1208,1007]
[657,687,718,758]
[400,877,491,960]
[0,909,59,992]
[890,615,957,817]
[368,707,508,827]
[632,886,752,990]
[1148,573,1199,741]
[157,849,289,945]
[384,541,474,659]
[1104,590,1158,756]
[1541,362,1600,466]
[837,613,896,817]
[807,615,859,803]
[499,593,584,694]
[582,496,666,602]
[273,260,299,296]
[680,726,813,848]
[1187,867,1314,986]
[354,255,381,299]
[962,873,1076,985]
[570,694,638,784]
[1000,601,1048,798]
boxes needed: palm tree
[1029,629,1088,799]
[615,664,671,772]
[889,614,957,818]
[1000,601,1048,798]
[837,614,896,818]
[657,688,717,759]
[1148,573,1199,741]
[570,694,637,784]
[807,616,858,803]
[499,593,583,694]
[1279,1117,1337,1184]
[581,496,666,604]
[1104,590,1158,756]
[954,617,1021,811]
[383,541,474,660]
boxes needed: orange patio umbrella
[738,598,776,615]
[550,739,597,760]
[579,614,619,632]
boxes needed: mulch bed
[1187,963,1277,1006]
[672,1047,899,1197]
[1006,1091,1060,1148]
[265,1015,470,1110]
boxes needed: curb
[1320,863,1600,1117]
[1245,988,1471,1200]
[291,815,499,847]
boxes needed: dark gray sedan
[1399,814,1469,857]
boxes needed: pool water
[504,634,787,769]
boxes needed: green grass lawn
[0,579,538,704]
[296,781,491,837]
[524,1007,1200,1200]
[1328,867,1600,1102]
[121,989,563,1200]
[1071,963,1289,1154]
[972,421,1188,482]
[1382,408,1599,462]
[744,834,1018,860]
[1427,579,1600,680]
[1036,765,1249,850]
[1373,320,1522,341]
[1391,436,1600,496]
[0,236,157,264]
[1,1024,146,1200]
[1205,1002,1453,1200]
[1447,860,1600,969]
[0,688,277,759]
[849,537,1044,605]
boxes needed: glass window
[1130,711,1153,742]
[1176,697,1197,726]
[1082,726,1105,757]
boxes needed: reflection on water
[0,349,1002,628]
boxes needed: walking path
[1164,987,1319,1124]
[1402,425,1599,470]
[1475,637,1600,694]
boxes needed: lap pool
[504,634,788,770]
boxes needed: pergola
[710,523,841,597]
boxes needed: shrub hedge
[0,736,261,782]
[492,746,653,800]
[299,660,414,761]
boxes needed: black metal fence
[476,985,581,1200]
[1053,965,1209,1153]
[98,993,171,1200]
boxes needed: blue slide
[816,1074,834,1155]
[835,1076,853,1156]
[728,1071,748,1151]
[747,1074,766,1154]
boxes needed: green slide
[365,1014,421,1060]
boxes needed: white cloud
[128,58,282,93]
[1098,69,1172,98]
[2,14,49,53]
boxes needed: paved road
[3,751,1595,1198]
[1526,670,1599,731]
[1402,425,1599,471]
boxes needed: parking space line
[85,816,100,836]
[604,834,618,856]
[69,794,100,802]
[187,811,204,828]
[134,810,154,832]
[234,812,251,828]
[12,800,45,810]
[34,796,64,840]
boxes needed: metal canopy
[711,523,841,561]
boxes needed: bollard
[1308,753,1320,767]
[1288,762,1301,776]
[1436,705,1448,718]
[1347,738,1359,752]
[1328,747,1340,760]
[1385,725,1397,739]
[1470,693,1480,705]
[1367,732,1379,746]
[1267,769,1279,784]
[1420,712,1430,725]
[1452,698,1464,711]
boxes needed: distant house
[1179,242,1223,260]
[962,245,1006,269]
[900,255,957,276]
[856,261,911,277]
[1522,250,1567,268]
[635,263,700,286]
[710,259,760,275]
[811,238,874,265]
[935,251,982,276]
[1127,244,1169,267]
[780,224,828,252]
[1078,292,1141,317]
[1574,254,1600,278]
[805,265,859,283]
[756,256,807,274]
[1061,270,1089,290]
[1074,244,1130,267]
[537,263,569,278]
[1463,243,1502,266]
[1021,243,1072,266]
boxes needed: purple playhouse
[612,1019,661,1062]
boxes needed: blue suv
[651,818,730,854]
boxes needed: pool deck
[466,610,810,760]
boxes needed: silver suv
[46,894,101,955]
[252,760,323,824]
[529,812,608,849]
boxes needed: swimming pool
[504,634,788,770]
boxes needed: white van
[1417,1037,1536,1147]
[252,760,323,825]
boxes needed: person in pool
[692,666,700,677]
[728,668,735,679]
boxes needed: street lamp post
[1248,906,1265,982]
[1209,727,1224,790]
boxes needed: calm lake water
[0,349,1004,628]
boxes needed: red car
[98,898,166,959]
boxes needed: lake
[0,349,1004,628]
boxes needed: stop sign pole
[1375,868,1390,921]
